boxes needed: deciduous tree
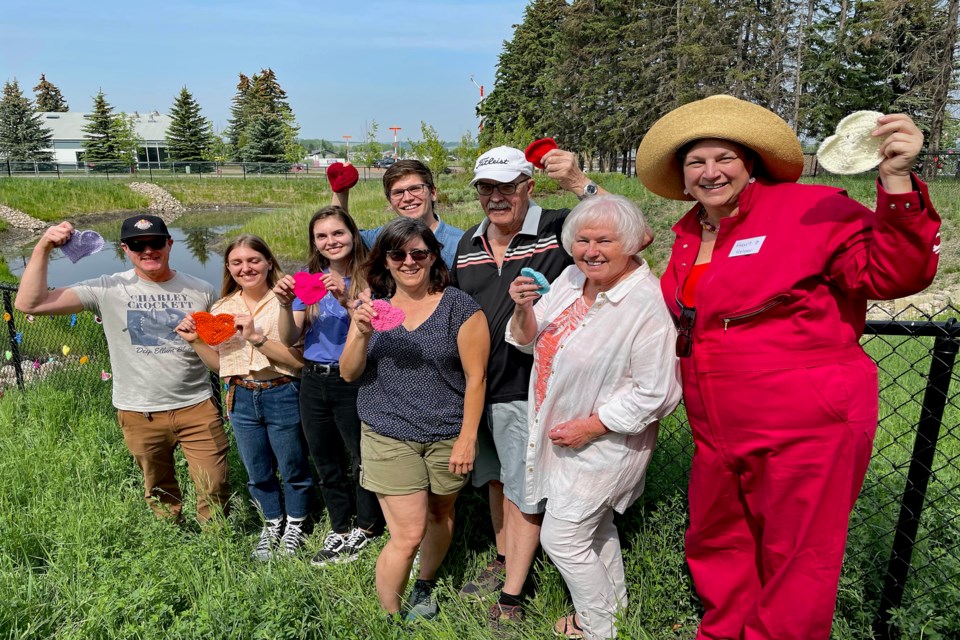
[408,121,448,177]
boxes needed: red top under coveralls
[660,177,941,640]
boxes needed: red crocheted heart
[193,312,237,346]
[370,299,406,332]
[293,271,329,305]
[524,138,558,169]
[326,162,359,193]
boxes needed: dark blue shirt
[357,287,480,442]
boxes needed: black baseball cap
[120,215,171,241]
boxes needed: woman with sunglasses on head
[636,96,940,640]
[176,235,313,560]
[339,217,490,621]
[271,205,386,567]
[332,159,464,268]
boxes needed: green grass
[0,369,702,639]
[0,179,150,221]
[0,328,957,638]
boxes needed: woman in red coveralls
[635,95,941,640]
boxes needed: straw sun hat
[636,95,804,201]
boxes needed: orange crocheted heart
[193,312,237,346]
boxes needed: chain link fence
[4,152,960,182]
[1,282,957,638]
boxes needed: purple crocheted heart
[60,230,105,263]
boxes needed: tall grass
[0,179,150,221]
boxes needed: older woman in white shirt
[506,195,681,640]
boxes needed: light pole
[389,126,402,159]
[470,75,485,132]
[342,135,352,161]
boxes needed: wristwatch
[580,181,599,199]
[251,336,268,348]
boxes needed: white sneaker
[279,517,308,555]
[252,518,284,561]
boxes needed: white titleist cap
[471,146,533,185]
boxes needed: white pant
[541,506,626,640]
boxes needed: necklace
[697,208,721,234]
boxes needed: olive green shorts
[359,423,468,496]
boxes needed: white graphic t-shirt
[72,269,217,411]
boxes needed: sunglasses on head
[385,249,433,263]
[676,303,696,358]
[124,237,169,252]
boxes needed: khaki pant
[118,398,231,522]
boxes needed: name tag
[729,236,766,257]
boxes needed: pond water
[8,208,282,288]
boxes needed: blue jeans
[229,380,313,520]
[300,364,384,535]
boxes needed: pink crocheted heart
[293,271,328,305]
[370,299,405,332]
[326,162,359,193]
[60,230,105,263]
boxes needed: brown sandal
[553,613,585,639]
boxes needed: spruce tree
[0,79,54,162]
[225,74,254,161]
[243,113,287,171]
[166,86,214,169]
[226,68,302,163]
[479,0,567,147]
[33,74,68,112]
[82,91,137,168]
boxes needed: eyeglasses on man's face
[385,248,434,263]
[124,237,169,252]
[388,183,430,201]
[474,177,530,197]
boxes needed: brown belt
[229,375,296,391]
[225,375,297,412]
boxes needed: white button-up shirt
[505,262,682,521]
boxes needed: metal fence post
[872,318,959,639]
[2,289,24,391]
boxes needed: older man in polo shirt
[16,215,230,523]
[451,146,610,628]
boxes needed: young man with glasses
[450,145,609,629]
[16,215,231,524]
[333,159,464,267]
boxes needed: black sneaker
[252,518,283,561]
[279,517,308,555]
[310,531,348,566]
[340,527,378,561]
[404,579,439,621]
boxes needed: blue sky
[1,0,530,142]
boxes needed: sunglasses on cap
[124,237,169,252]
[385,249,434,263]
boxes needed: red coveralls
[660,177,941,640]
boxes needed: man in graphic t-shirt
[16,215,230,523]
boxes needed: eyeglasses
[385,248,434,263]
[124,237,169,252]
[676,303,696,358]
[474,177,529,196]
[388,183,430,200]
